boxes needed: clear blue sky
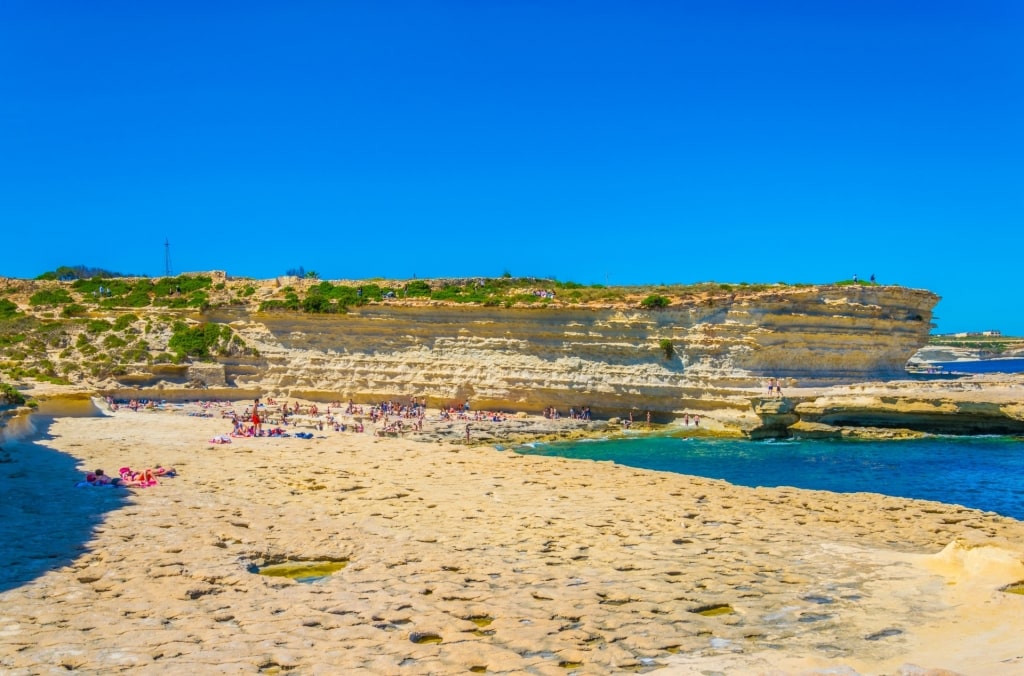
[2,1,1021,334]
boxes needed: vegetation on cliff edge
[168,322,237,361]
[0,307,254,386]
[0,268,929,388]
[0,382,27,406]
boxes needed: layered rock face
[792,384,1024,436]
[170,285,939,418]
[742,375,1024,438]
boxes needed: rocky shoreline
[1,399,1023,675]
[2,275,1024,674]
[6,371,1024,449]
[0,275,941,424]
[745,373,1024,439]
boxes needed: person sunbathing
[93,468,120,485]
[120,468,158,487]
[117,466,175,485]
[76,469,120,485]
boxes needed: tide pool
[516,435,1024,520]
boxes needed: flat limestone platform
[2,405,1023,675]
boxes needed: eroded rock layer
[179,285,938,417]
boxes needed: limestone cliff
[0,275,939,426]
[200,285,935,418]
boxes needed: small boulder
[788,421,842,440]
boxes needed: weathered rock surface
[787,420,843,440]
[7,276,1021,436]
[748,397,800,439]
[789,376,1024,436]
[82,285,936,424]
[2,407,1023,675]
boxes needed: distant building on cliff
[947,330,1002,338]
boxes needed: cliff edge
[0,274,955,435]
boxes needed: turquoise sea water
[516,435,1024,520]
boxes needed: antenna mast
[165,238,172,277]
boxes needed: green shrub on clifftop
[404,280,432,297]
[29,289,74,307]
[72,277,133,296]
[259,288,301,312]
[167,322,236,360]
[640,295,669,309]
[152,275,212,298]
[302,294,338,314]
[0,382,27,406]
[0,299,21,319]
[36,265,129,281]
[102,334,128,349]
[113,314,140,331]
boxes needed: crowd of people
[544,406,594,420]
[218,395,708,439]
[105,394,710,436]
[104,396,160,412]
[88,394,713,488]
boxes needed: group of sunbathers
[218,398,371,438]
[107,398,159,412]
[229,423,289,438]
[438,407,507,423]
[77,465,176,488]
[375,419,419,436]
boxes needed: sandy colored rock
[1,403,1023,675]
[0,276,939,425]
